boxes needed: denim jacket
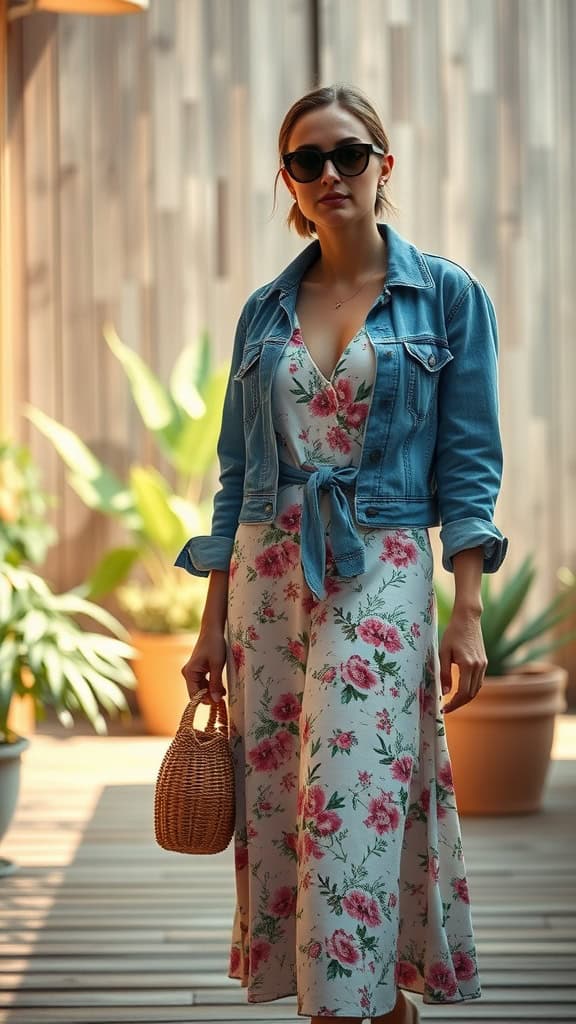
[175,223,508,595]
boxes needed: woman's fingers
[181,646,227,705]
[442,663,471,713]
[442,658,486,713]
[438,644,453,696]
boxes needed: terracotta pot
[6,667,36,738]
[443,662,568,816]
[130,630,214,736]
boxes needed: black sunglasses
[282,142,386,183]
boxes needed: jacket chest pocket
[402,340,454,420]
[233,345,262,426]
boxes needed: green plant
[435,554,576,676]
[0,440,136,743]
[26,325,229,633]
[0,440,56,565]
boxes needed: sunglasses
[282,142,386,183]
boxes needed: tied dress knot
[277,456,366,600]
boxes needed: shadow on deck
[0,717,575,1023]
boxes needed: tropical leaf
[170,364,228,478]
[81,634,139,660]
[61,659,107,734]
[103,322,184,464]
[0,573,12,623]
[79,668,131,712]
[169,343,207,419]
[130,466,188,554]
[505,629,576,668]
[493,600,576,662]
[481,556,535,653]
[51,592,135,642]
[168,496,205,537]
[434,582,453,635]
[80,546,143,602]
[42,646,65,701]
[20,610,50,647]
[25,405,135,521]
[80,646,136,686]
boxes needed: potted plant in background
[0,441,136,876]
[27,326,228,736]
[435,554,575,815]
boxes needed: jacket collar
[257,222,435,300]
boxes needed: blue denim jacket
[175,223,508,596]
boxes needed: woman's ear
[280,167,296,198]
[381,153,395,180]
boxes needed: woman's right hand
[181,628,228,705]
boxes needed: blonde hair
[273,83,396,239]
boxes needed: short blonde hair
[274,84,396,238]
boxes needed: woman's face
[280,102,394,230]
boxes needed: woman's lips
[319,195,348,206]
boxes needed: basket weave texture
[154,688,235,855]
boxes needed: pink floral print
[225,324,481,1017]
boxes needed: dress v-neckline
[295,317,366,387]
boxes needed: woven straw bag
[154,687,235,855]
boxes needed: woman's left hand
[439,607,487,713]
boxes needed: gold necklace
[332,279,370,309]
[330,269,387,310]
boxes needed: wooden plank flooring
[0,716,575,1024]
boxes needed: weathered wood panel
[0,0,574,657]
[2,0,312,595]
[318,0,576,626]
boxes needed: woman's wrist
[199,569,229,634]
[451,599,483,618]
[451,547,484,617]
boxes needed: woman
[176,84,508,1024]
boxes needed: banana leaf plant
[0,440,135,744]
[26,325,229,634]
[0,564,136,743]
[435,554,576,676]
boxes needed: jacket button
[384,350,393,360]
[264,502,273,513]
[369,450,381,464]
[427,354,437,367]
[366,507,379,517]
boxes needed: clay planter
[444,662,568,816]
[130,631,213,736]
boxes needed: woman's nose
[321,159,340,183]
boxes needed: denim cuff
[174,535,235,577]
[439,517,509,574]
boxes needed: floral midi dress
[225,320,482,1019]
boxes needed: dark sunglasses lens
[334,145,369,175]
[287,151,322,181]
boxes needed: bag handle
[178,688,230,746]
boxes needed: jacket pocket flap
[233,345,262,380]
[402,340,454,373]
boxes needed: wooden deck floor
[0,716,575,1024]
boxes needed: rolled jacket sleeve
[435,278,509,574]
[174,307,248,578]
[174,535,235,578]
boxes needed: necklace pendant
[334,301,342,309]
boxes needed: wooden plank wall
[318,0,576,633]
[2,0,575,634]
[2,0,313,590]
